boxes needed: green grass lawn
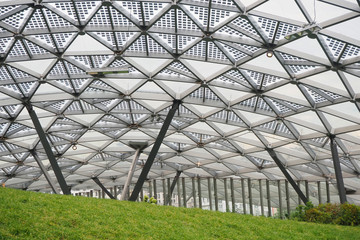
[0,188,359,240]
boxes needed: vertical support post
[30,150,59,194]
[278,180,283,219]
[317,181,322,204]
[25,103,70,195]
[153,179,157,201]
[330,135,347,204]
[92,177,115,199]
[162,179,166,206]
[149,180,153,198]
[248,178,253,215]
[224,178,229,212]
[177,177,181,207]
[182,177,187,208]
[140,187,144,201]
[266,179,271,217]
[241,178,246,214]
[121,148,142,200]
[114,186,117,200]
[230,178,235,213]
[197,177,202,209]
[208,178,213,210]
[167,178,171,206]
[267,148,307,204]
[259,179,264,216]
[192,177,197,208]
[285,180,290,218]
[129,100,180,201]
[305,180,309,200]
[102,190,105,199]
[326,180,330,203]
[90,190,93,197]
[214,178,218,211]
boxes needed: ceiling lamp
[266,50,274,58]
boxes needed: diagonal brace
[25,103,70,195]
[92,177,115,199]
[166,170,182,205]
[267,148,308,204]
[330,135,347,204]
[129,100,181,201]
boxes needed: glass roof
[0,0,359,203]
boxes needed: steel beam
[30,150,59,194]
[121,148,142,200]
[267,148,308,204]
[92,177,115,199]
[25,103,70,195]
[167,171,182,205]
[330,136,347,204]
[129,100,181,201]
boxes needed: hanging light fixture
[72,144,77,150]
[266,50,274,58]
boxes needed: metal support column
[267,148,308,204]
[92,177,115,199]
[149,180,153,198]
[214,178,218,211]
[224,178,229,212]
[114,186,117,200]
[162,179,166,205]
[241,178,246,214]
[259,179,264,216]
[330,135,347,204]
[248,178,253,215]
[197,177,202,209]
[297,181,301,205]
[25,103,70,195]
[230,178,235,213]
[129,100,181,201]
[305,180,309,200]
[192,177,197,208]
[208,178,213,210]
[153,179,157,201]
[285,180,290,218]
[266,179,271,217]
[326,180,330,203]
[30,150,59,194]
[317,181,322,204]
[182,177,186,208]
[278,180,283,219]
[177,177,181,207]
[121,148,142,200]
[168,171,182,205]
[167,178,171,205]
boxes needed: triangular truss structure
[0,0,359,205]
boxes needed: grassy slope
[0,188,359,240]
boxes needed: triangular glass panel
[47,61,68,76]
[52,33,76,49]
[152,33,176,50]
[43,8,73,28]
[151,8,175,30]
[208,110,243,124]
[147,36,169,55]
[2,8,31,29]
[0,37,12,54]
[47,2,78,21]
[118,1,142,22]
[31,34,56,49]
[187,86,222,102]
[24,40,52,56]
[156,61,198,80]
[218,42,247,61]
[230,17,261,39]
[6,65,35,80]
[8,40,28,58]
[208,41,231,63]
[63,61,86,75]
[182,4,208,28]
[209,8,237,28]
[85,79,119,93]
[74,1,100,21]
[142,2,168,22]
[184,41,206,60]
[24,9,47,31]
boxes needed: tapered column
[317,181,322,204]
[259,179,264,216]
[285,180,290,217]
[197,177,202,209]
[326,180,330,203]
[129,100,181,201]
[192,177,197,208]
[182,177,187,208]
[230,178,235,213]
[121,148,142,200]
[241,178,246,214]
[224,178,229,212]
[248,178,253,215]
[266,180,271,217]
[214,178,218,211]
[278,180,283,219]
[168,171,182,205]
